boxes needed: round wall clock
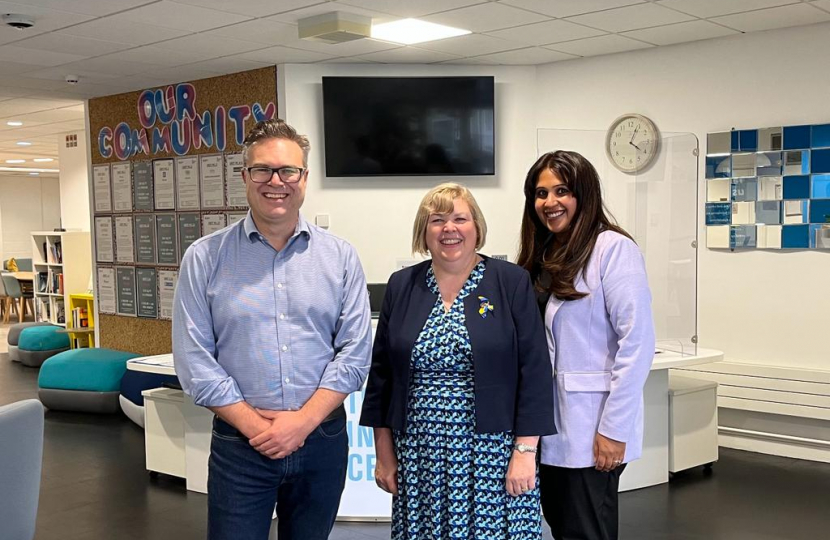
[605,114,660,174]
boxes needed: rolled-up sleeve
[319,244,372,395]
[172,246,244,407]
[597,238,655,443]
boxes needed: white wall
[0,176,61,263]
[279,63,538,283]
[58,129,90,231]
[533,22,830,373]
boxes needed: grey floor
[1,326,829,539]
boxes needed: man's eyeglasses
[244,166,306,184]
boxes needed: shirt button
[277,282,283,289]
[281,345,288,352]
[279,313,285,320]
[284,378,290,383]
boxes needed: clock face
[606,114,659,174]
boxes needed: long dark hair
[517,151,631,301]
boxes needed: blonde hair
[411,183,487,255]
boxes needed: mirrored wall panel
[706,122,830,250]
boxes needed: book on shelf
[37,272,47,293]
[71,307,89,329]
[56,300,65,324]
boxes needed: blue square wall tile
[739,129,758,151]
[783,125,811,150]
[810,149,830,174]
[731,131,739,152]
[810,199,830,224]
[782,224,810,248]
[813,174,830,198]
[811,124,830,148]
[706,155,731,178]
[783,175,810,199]
[706,203,732,225]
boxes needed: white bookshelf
[31,231,92,327]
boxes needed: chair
[0,273,9,323]
[1,273,34,323]
[15,258,33,272]
[0,399,44,540]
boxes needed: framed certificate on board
[133,161,154,210]
[153,159,175,210]
[201,213,227,236]
[97,267,116,314]
[93,165,112,213]
[134,214,156,264]
[200,154,225,208]
[94,217,114,263]
[111,162,133,212]
[158,270,178,320]
[177,213,201,259]
[136,267,158,319]
[176,156,200,210]
[116,266,137,317]
[156,214,178,265]
[225,153,248,207]
[114,216,135,263]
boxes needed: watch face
[607,115,659,174]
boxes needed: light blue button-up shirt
[172,212,372,410]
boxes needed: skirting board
[719,427,830,464]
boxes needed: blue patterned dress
[392,261,542,540]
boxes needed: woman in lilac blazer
[517,150,655,540]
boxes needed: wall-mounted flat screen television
[322,76,495,177]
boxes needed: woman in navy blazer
[361,183,554,540]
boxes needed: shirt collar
[244,211,311,243]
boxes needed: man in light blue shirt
[173,119,372,540]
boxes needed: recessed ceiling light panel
[371,18,470,45]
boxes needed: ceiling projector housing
[298,12,371,44]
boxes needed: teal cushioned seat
[18,326,69,352]
[38,349,141,392]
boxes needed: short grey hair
[242,119,311,167]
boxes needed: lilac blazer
[540,231,655,469]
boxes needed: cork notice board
[88,67,277,355]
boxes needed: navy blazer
[360,256,556,436]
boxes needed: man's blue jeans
[207,413,348,540]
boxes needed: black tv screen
[322,76,495,177]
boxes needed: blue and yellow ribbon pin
[478,296,494,318]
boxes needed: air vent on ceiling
[298,12,371,44]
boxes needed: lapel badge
[478,296,494,319]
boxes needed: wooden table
[10,271,34,282]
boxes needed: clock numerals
[607,114,659,173]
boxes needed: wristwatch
[514,443,537,454]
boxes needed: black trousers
[539,463,626,540]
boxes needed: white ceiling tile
[280,37,401,56]
[208,19,299,46]
[486,19,606,47]
[184,57,274,74]
[152,34,269,58]
[547,34,653,57]
[500,0,647,18]
[711,3,830,31]
[656,0,799,19]
[13,33,134,56]
[424,2,550,33]
[16,107,85,125]
[0,46,88,67]
[236,45,333,63]
[267,1,397,24]
[0,86,35,98]
[138,65,225,86]
[60,56,161,76]
[0,60,40,75]
[566,3,695,32]
[172,0,324,18]
[316,56,378,63]
[438,56,495,65]
[356,46,460,63]
[0,98,79,118]
[93,46,211,67]
[0,2,95,45]
[415,33,524,56]
[472,46,577,65]
[622,20,738,46]
[338,0,484,18]
[0,76,79,92]
[116,0,252,32]
[8,0,157,17]
[814,0,830,14]
[20,66,119,83]
[57,16,192,46]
